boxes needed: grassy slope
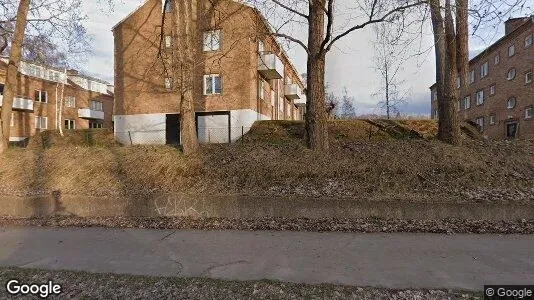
[0,120,532,203]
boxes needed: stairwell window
[164,0,173,12]
[455,77,460,89]
[526,106,533,119]
[494,54,500,65]
[525,35,533,48]
[480,62,489,78]
[489,114,496,125]
[476,90,484,105]
[65,96,76,108]
[90,100,103,111]
[203,30,221,51]
[203,74,221,95]
[508,44,515,57]
[507,97,516,109]
[165,35,172,48]
[258,40,265,53]
[489,84,496,96]
[525,71,533,84]
[475,117,484,130]
[507,68,516,80]
[10,112,14,127]
[165,77,172,90]
[469,70,475,84]
[35,116,48,130]
[64,119,75,130]
[35,90,47,103]
[463,96,471,109]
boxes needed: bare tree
[249,0,427,151]
[339,87,356,119]
[372,22,410,119]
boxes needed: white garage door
[197,114,230,143]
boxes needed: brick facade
[431,17,534,139]
[112,0,306,144]
[0,59,114,142]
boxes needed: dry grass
[0,120,532,204]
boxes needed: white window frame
[469,70,475,84]
[489,84,496,96]
[476,90,484,105]
[507,68,516,80]
[489,115,496,125]
[463,96,471,109]
[259,79,264,100]
[35,116,48,130]
[480,62,489,78]
[89,121,103,129]
[35,90,47,103]
[65,96,76,108]
[475,117,484,130]
[203,74,221,95]
[525,35,533,48]
[165,77,172,90]
[258,40,265,53]
[165,35,172,48]
[455,77,460,89]
[507,97,516,109]
[90,100,103,111]
[64,119,76,130]
[203,30,221,52]
[525,107,533,119]
[508,44,515,57]
[525,72,533,84]
[494,54,500,65]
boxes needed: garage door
[197,113,230,143]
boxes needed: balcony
[294,93,306,105]
[258,53,284,80]
[0,95,34,111]
[284,84,301,100]
[78,108,104,120]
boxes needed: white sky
[80,0,533,116]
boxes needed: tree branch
[269,0,309,19]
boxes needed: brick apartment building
[112,0,306,144]
[0,58,114,143]
[430,16,534,139]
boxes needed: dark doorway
[506,122,518,139]
[166,114,180,145]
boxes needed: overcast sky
[80,0,533,117]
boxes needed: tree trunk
[58,74,66,136]
[306,0,329,151]
[0,0,30,153]
[174,0,199,155]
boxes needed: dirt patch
[0,267,480,299]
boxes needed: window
[258,79,264,100]
[494,54,500,65]
[90,100,103,111]
[0,83,4,95]
[65,96,76,108]
[165,77,172,90]
[203,74,221,95]
[89,121,103,129]
[463,96,471,109]
[489,84,496,96]
[10,112,14,127]
[64,119,75,130]
[526,106,533,119]
[507,97,516,109]
[258,40,265,53]
[476,90,484,105]
[35,90,47,103]
[480,62,489,78]
[508,44,515,57]
[507,68,516,80]
[469,70,475,84]
[455,77,460,89]
[489,114,496,125]
[164,0,173,12]
[165,36,172,48]
[525,35,533,48]
[476,117,485,130]
[526,71,533,84]
[35,116,48,130]
[203,30,221,51]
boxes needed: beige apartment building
[430,16,534,139]
[112,0,306,144]
[0,58,114,143]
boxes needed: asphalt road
[0,227,532,291]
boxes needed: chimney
[504,17,530,35]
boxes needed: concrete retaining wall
[0,192,533,220]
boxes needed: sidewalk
[0,227,532,291]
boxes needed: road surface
[0,227,532,290]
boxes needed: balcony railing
[258,53,284,80]
[78,108,104,120]
[284,84,301,100]
[294,93,306,105]
[0,95,34,111]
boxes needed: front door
[166,114,180,145]
[506,122,518,139]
